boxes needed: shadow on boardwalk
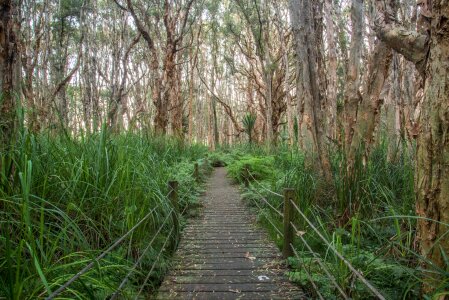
[157,167,303,299]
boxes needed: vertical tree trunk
[386,54,402,161]
[324,0,337,139]
[289,0,331,179]
[375,0,448,292]
[187,22,202,142]
[343,0,364,155]
[188,48,195,143]
[53,16,69,127]
[207,54,215,150]
[415,6,449,292]
[212,30,220,148]
[284,53,294,147]
[348,41,392,165]
[264,54,274,146]
[0,0,20,146]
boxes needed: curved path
[157,168,303,299]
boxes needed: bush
[227,155,277,183]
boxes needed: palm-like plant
[242,113,257,145]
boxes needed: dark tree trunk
[0,0,20,147]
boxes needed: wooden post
[194,162,200,182]
[244,164,250,188]
[204,154,209,169]
[168,181,179,238]
[283,188,296,259]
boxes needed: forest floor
[157,167,303,299]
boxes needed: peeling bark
[376,0,449,292]
[289,0,331,179]
[343,0,364,155]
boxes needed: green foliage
[207,151,229,167]
[242,113,257,144]
[227,155,276,183]
[226,140,426,298]
[0,130,207,299]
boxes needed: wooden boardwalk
[157,168,303,299]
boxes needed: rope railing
[47,158,207,299]
[246,169,283,198]
[130,176,195,298]
[289,200,385,300]
[109,208,175,299]
[291,244,325,300]
[241,168,385,300]
[290,222,349,299]
[136,226,175,298]
[247,187,284,237]
[45,204,163,300]
[248,182,283,217]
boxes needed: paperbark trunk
[375,0,449,292]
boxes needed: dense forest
[1,0,448,298]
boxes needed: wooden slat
[156,291,300,300]
[162,275,284,284]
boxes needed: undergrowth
[0,129,208,299]
[216,141,440,299]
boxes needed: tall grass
[0,129,207,299]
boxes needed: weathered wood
[158,168,302,299]
[178,243,278,250]
[176,247,278,254]
[157,291,300,300]
[160,283,279,292]
[244,164,250,188]
[172,253,280,259]
[283,188,296,259]
[194,162,200,182]
[166,269,283,277]
[168,180,180,245]
[163,275,285,284]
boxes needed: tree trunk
[188,48,195,143]
[375,0,449,293]
[348,41,392,165]
[415,8,449,293]
[324,0,337,140]
[284,53,294,147]
[289,0,331,179]
[343,0,364,155]
[53,16,69,127]
[0,0,20,147]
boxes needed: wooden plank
[171,261,280,270]
[177,244,277,250]
[159,283,279,292]
[171,257,280,265]
[162,275,284,284]
[156,291,302,300]
[180,237,267,242]
[165,269,286,277]
[174,249,279,255]
[172,253,279,259]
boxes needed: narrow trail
[157,168,303,299]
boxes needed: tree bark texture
[0,0,20,147]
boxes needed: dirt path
[157,167,303,299]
